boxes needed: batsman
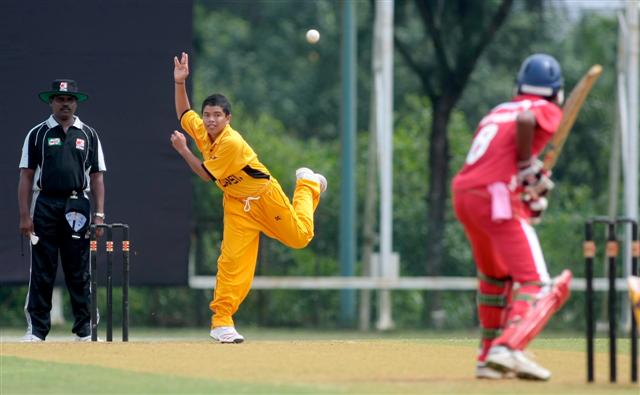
[452,53,575,381]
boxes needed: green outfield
[1,328,638,395]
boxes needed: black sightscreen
[0,0,194,285]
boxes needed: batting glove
[524,196,549,225]
[517,158,554,200]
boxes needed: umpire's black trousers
[26,192,91,340]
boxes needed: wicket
[584,216,638,383]
[90,223,130,342]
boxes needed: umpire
[18,79,107,342]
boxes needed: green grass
[2,328,639,395]
[0,326,595,341]
[0,356,336,395]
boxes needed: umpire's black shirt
[19,115,106,194]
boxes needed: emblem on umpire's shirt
[75,138,85,150]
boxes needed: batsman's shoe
[511,350,551,381]
[476,361,513,380]
[296,167,327,193]
[485,345,551,381]
[21,333,44,342]
[210,326,245,344]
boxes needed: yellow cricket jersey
[180,110,271,198]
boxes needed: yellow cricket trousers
[210,177,321,328]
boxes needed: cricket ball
[306,29,320,44]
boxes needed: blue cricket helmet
[516,54,563,97]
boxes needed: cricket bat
[542,64,603,171]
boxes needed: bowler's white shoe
[21,333,44,342]
[486,345,551,381]
[210,326,245,344]
[296,167,327,193]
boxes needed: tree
[394,0,516,314]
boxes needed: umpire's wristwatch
[94,212,106,220]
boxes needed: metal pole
[616,13,633,334]
[375,0,395,331]
[624,0,639,322]
[339,0,357,326]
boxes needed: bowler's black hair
[201,93,231,115]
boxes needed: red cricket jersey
[452,95,562,191]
